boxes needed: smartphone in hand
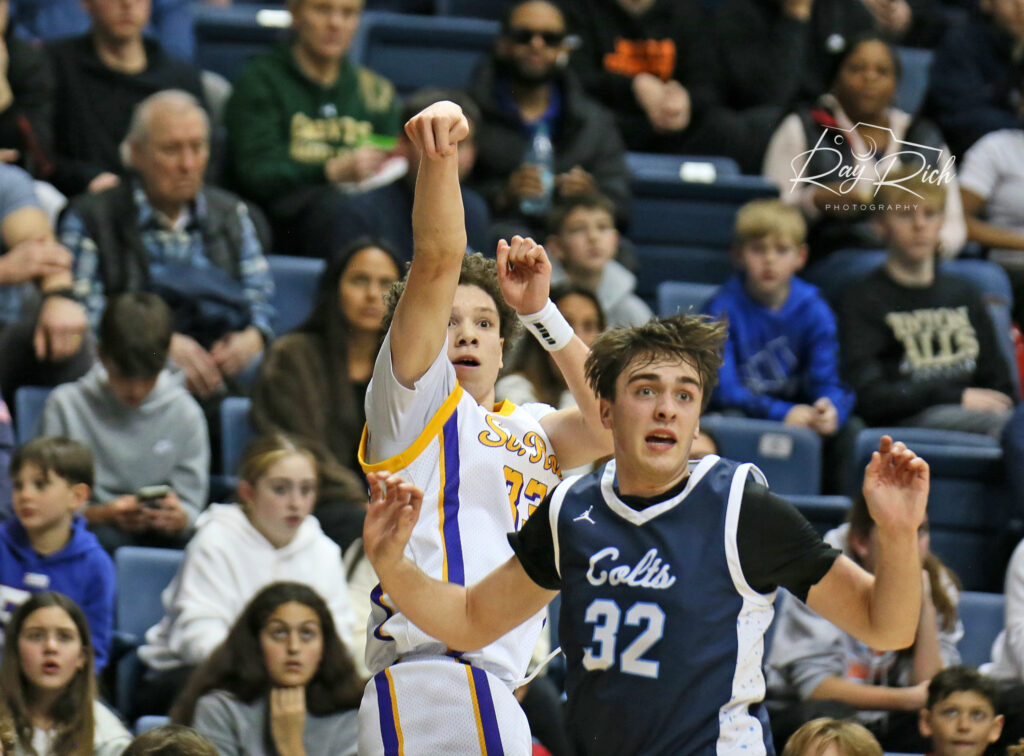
[137,485,172,509]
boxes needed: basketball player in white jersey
[356,100,614,754]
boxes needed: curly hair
[170,583,363,727]
[584,314,727,411]
[381,252,522,350]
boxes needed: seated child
[703,199,854,433]
[766,493,962,752]
[41,292,209,552]
[0,437,115,670]
[547,193,653,328]
[170,582,362,756]
[838,166,1017,434]
[702,198,857,492]
[137,435,357,717]
[782,718,882,756]
[918,666,1004,756]
[0,592,131,755]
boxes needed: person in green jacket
[225,0,401,256]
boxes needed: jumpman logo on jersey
[574,506,596,525]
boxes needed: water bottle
[520,123,555,216]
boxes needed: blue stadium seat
[852,428,1012,592]
[701,415,822,495]
[134,715,171,735]
[14,385,51,445]
[114,547,185,716]
[193,5,291,81]
[435,0,512,19]
[268,254,326,335]
[803,249,887,305]
[958,590,1004,668]
[348,12,499,98]
[626,152,741,183]
[628,176,778,250]
[895,46,933,116]
[635,246,734,304]
[788,495,853,537]
[220,396,255,479]
[656,281,719,317]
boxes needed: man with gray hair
[59,90,275,399]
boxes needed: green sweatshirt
[225,43,401,205]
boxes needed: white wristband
[518,299,574,352]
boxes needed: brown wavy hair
[170,582,363,727]
[0,593,97,756]
[585,313,727,411]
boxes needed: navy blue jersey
[551,455,776,755]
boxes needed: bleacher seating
[702,415,822,495]
[958,590,1004,668]
[114,547,185,716]
[220,396,256,481]
[851,428,1015,592]
[656,281,718,318]
[626,152,741,183]
[789,495,853,537]
[268,254,326,335]
[134,715,171,735]
[348,12,498,98]
[13,385,51,446]
[894,46,933,116]
[635,246,734,305]
[435,0,512,19]
[193,4,291,81]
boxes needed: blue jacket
[0,515,116,670]
[702,275,855,424]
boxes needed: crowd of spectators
[1,0,1024,752]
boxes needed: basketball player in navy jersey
[363,314,930,756]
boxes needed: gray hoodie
[550,258,654,328]
[39,363,209,525]
[765,523,962,724]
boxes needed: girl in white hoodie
[0,592,131,756]
[136,434,358,716]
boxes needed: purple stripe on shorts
[470,666,505,756]
[441,410,465,585]
[373,671,400,756]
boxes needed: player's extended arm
[805,436,928,651]
[494,240,613,469]
[389,101,470,389]
[363,472,557,650]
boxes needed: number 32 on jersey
[583,599,665,679]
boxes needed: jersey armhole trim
[724,462,774,606]
[359,384,465,473]
[548,476,581,581]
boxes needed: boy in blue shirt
[703,199,857,491]
[0,436,116,670]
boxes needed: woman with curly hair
[171,582,363,756]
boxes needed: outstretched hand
[363,471,424,574]
[404,100,470,159]
[862,435,929,534]
[496,235,552,316]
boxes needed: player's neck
[616,466,690,499]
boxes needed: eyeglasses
[507,27,567,47]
